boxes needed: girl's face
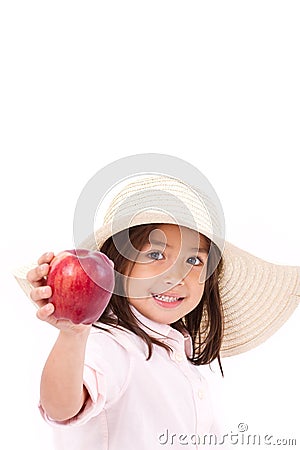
[125,224,209,324]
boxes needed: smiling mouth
[152,293,185,303]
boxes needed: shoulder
[87,325,128,350]
[86,325,130,356]
[85,324,144,370]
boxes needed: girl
[15,174,300,450]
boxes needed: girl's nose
[163,264,188,286]
[165,277,184,286]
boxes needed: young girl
[15,174,300,450]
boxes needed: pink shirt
[39,307,223,449]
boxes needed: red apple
[47,249,115,324]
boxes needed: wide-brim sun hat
[13,174,300,357]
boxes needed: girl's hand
[26,252,91,335]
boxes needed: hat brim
[218,242,300,357]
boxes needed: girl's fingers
[26,252,54,287]
[30,285,52,303]
[37,252,54,266]
[27,262,51,287]
[36,303,55,321]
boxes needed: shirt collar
[129,305,193,358]
[129,305,171,337]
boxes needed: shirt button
[175,352,183,362]
[198,389,205,399]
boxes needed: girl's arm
[27,252,92,422]
[40,327,91,421]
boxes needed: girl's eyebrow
[148,239,169,248]
[191,247,209,254]
[148,239,209,254]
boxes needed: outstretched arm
[27,252,92,421]
[40,326,91,421]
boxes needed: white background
[1,1,299,448]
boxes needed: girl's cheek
[187,267,206,284]
[126,276,153,299]
[198,267,207,284]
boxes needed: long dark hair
[93,223,224,375]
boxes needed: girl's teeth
[153,294,181,303]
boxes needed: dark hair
[93,223,224,375]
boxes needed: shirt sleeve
[38,328,131,427]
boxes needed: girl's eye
[147,251,164,261]
[187,256,203,266]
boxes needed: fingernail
[45,304,52,312]
[42,286,50,295]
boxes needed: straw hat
[13,174,300,357]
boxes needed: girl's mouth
[152,293,184,309]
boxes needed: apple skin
[47,249,115,324]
